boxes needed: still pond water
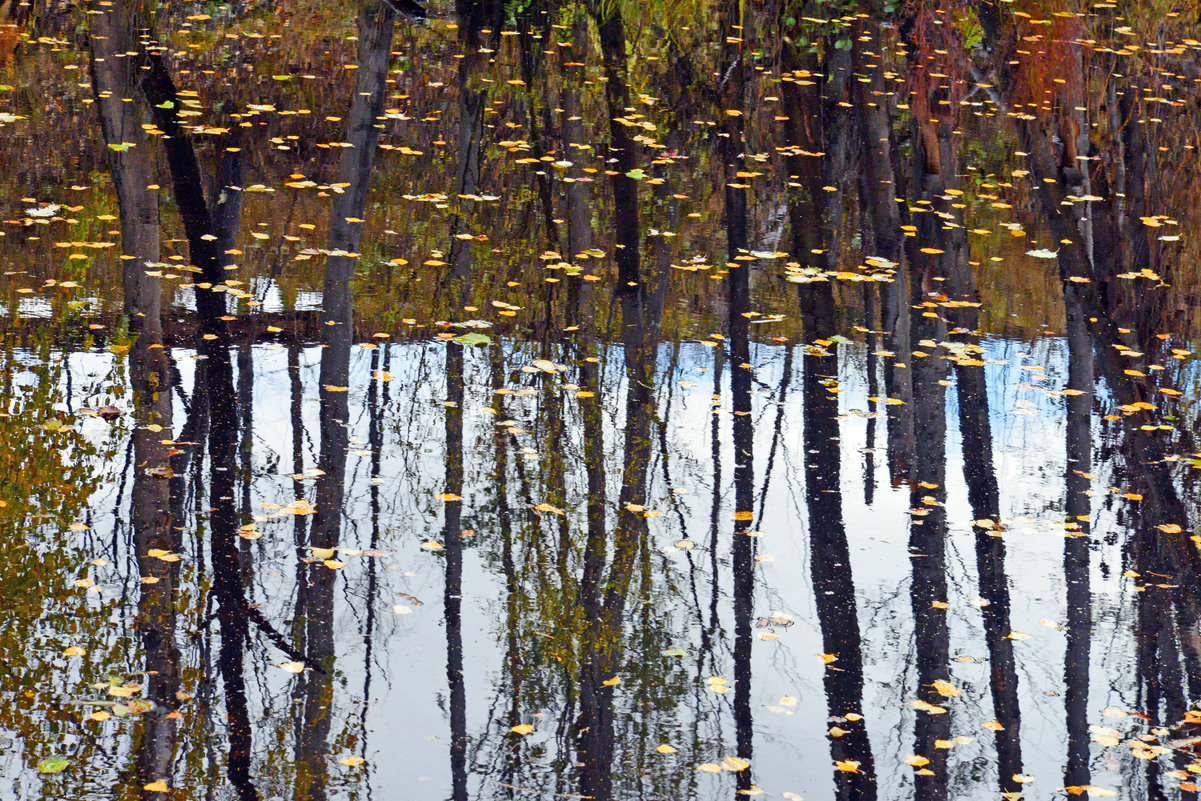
[1,1,1200,799]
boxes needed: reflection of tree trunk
[802,328,876,798]
[907,267,949,801]
[446,1,491,308]
[730,253,755,792]
[130,334,180,799]
[204,351,258,801]
[141,46,257,801]
[716,0,756,788]
[939,159,1024,791]
[722,0,755,786]
[94,5,179,791]
[984,20,1201,730]
[594,2,642,358]
[296,4,395,798]
[88,0,160,331]
[577,347,653,801]
[955,359,1024,793]
[444,341,468,801]
[237,336,253,541]
[850,13,910,487]
[321,0,395,342]
[562,10,595,332]
[852,17,902,272]
[1062,283,1093,793]
[576,9,662,797]
[571,26,606,615]
[288,340,309,650]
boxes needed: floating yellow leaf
[656,744,677,754]
[910,699,947,714]
[905,755,930,767]
[279,661,305,674]
[63,646,86,657]
[835,760,860,773]
[722,757,750,772]
[697,763,722,773]
[511,724,534,735]
[143,781,168,792]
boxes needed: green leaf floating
[451,333,491,347]
[36,756,70,774]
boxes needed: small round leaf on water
[36,756,70,774]
[451,333,490,346]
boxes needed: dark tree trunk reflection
[1063,283,1093,794]
[141,42,258,801]
[907,235,950,801]
[88,0,161,331]
[801,330,876,799]
[129,334,180,799]
[295,4,395,798]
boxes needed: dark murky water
[1,1,1201,799]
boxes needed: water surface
[1,1,1200,800]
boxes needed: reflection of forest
[3,0,1201,800]
[4,0,1200,343]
